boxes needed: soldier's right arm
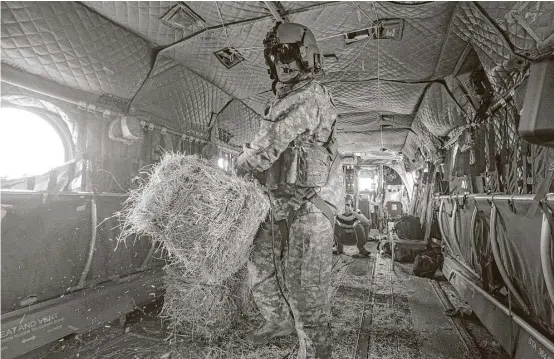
[236,90,320,173]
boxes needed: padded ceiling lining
[187,1,270,27]
[450,1,531,95]
[3,1,553,164]
[241,91,274,116]
[337,112,415,132]
[129,56,231,136]
[161,17,274,100]
[415,82,468,138]
[82,1,186,46]
[328,81,427,115]
[337,129,408,153]
[289,2,460,81]
[212,99,262,147]
[1,1,152,99]
[479,1,554,58]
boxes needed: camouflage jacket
[237,79,344,221]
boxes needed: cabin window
[0,108,67,179]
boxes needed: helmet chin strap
[281,67,298,74]
[277,61,306,83]
[277,69,300,84]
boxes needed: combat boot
[245,319,295,345]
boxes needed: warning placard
[1,311,70,358]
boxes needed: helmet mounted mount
[263,22,322,83]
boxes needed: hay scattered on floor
[118,153,270,341]
[162,265,254,341]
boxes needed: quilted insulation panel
[83,1,275,46]
[185,1,271,27]
[408,115,442,160]
[337,112,414,132]
[241,91,274,116]
[289,1,463,81]
[415,82,468,138]
[1,1,152,99]
[82,1,186,46]
[129,56,232,137]
[337,129,408,153]
[450,1,531,94]
[211,99,262,148]
[480,1,554,58]
[160,17,275,100]
[402,132,422,164]
[4,0,542,163]
[328,81,427,115]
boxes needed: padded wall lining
[129,57,232,136]
[1,1,152,99]
[211,99,262,148]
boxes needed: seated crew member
[334,195,371,256]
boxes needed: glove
[235,165,249,178]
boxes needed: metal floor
[331,246,469,359]
[31,244,504,359]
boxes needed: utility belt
[275,154,340,241]
[286,186,335,227]
[265,125,339,239]
[275,187,336,248]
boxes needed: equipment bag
[394,215,423,240]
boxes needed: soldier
[236,22,343,359]
[334,195,371,257]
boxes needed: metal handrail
[436,194,554,201]
[489,203,530,313]
[540,205,554,307]
[452,268,554,354]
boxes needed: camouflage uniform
[335,211,371,256]
[237,78,343,359]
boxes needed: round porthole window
[0,107,68,179]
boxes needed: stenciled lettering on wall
[1,312,65,351]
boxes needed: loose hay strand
[118,153,270,341]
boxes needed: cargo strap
[278,187,336,242]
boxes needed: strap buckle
[304,187,318,201]
[289,195,303,210]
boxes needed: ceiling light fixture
[344,19,404,45]
[323,54,339,64]
[161,3,205,30]
[214,47,244,69]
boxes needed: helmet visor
[264,43,301,67]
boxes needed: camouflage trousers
[334,223,368,255]
[248,202,333,359]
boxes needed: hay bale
[120,153,269,283]
[118,153,269,340]
[162,264,251,341]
